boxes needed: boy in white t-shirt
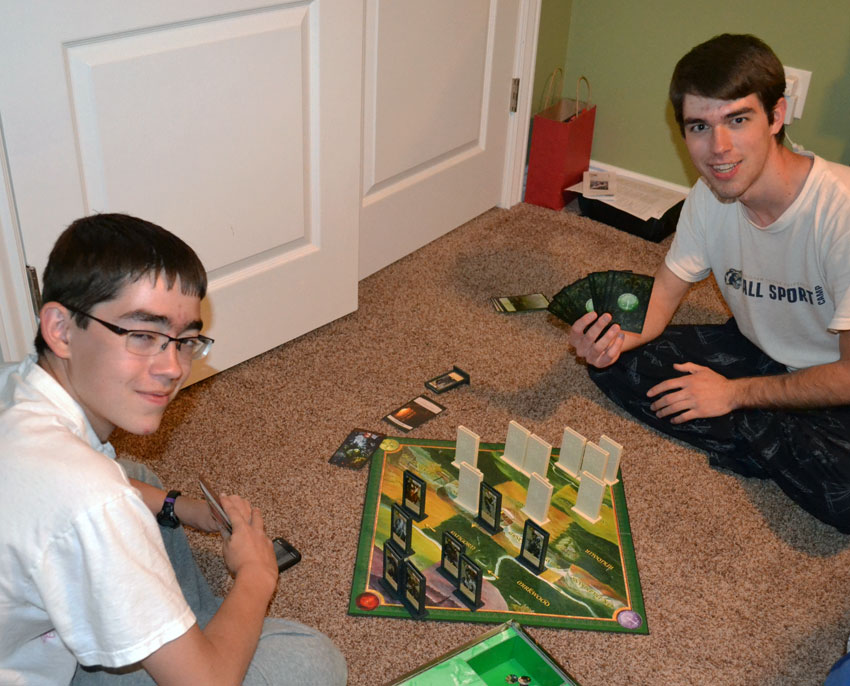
[569,34,850,533]
[0,214,346,684]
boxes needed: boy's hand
[219,494,278,590]
[569,311,625,368]
[648,362,738,423]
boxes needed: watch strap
[156,490,182,528]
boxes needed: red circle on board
[355,592,380,611]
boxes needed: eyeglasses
[63,305,214,360]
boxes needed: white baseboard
[588,159,691,195]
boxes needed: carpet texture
[113,203,850,685]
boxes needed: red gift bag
[525,75,596,210]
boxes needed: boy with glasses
[0,213,346,684]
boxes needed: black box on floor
[578,194,684,243]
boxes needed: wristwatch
[156,490,182,528]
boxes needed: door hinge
[26,265,42,317]
[510,78,520,113]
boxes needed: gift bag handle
[539,67,564,112]
[575,75,591,117]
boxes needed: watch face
[156,492,181,528]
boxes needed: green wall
[531,0,573,115]
[548,0,850,187]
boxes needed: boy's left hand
[647,362,738,423]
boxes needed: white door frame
[0,0,541,364]
[0,117,36,363]
[502,0,541,208]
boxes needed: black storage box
[578,194,684,243]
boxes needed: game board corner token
[380,438,400,452]
[615,608,644,630]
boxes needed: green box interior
[466,635,565,686]
[394,625,575,686]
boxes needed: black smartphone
[199,475,301,573]
[272,537,301,572]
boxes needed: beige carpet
[113,203,850,685]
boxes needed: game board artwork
[349,437,648,633]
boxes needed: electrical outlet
[783,66,812,119]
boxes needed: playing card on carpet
[329,429,386,469]
[384,396,446,432]
[491,293,551,313]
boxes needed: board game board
[349,437,648,633]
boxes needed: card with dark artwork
[605,272,654,333]
[562,276,595,321]
[329,429,386,470]
[384,396,446,432]
[588,271,612,316]
[547,287,579,324]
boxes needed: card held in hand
[605,272,654,333]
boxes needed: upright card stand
[454,554,484,610]
[439,531,466,584]
[517,519,549,575]
[389,502,413,558]
[425,366,470,394]
[402,469,427,521]
[477,481,503,535]
[402,559,428,619]
[381,540,405,599]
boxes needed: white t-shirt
[666,153,850,370]
[0,356,195,686]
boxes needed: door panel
[360,0,519,278]
[0,1,361,382]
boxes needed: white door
[0,1,362,383]
[359,0,523,278]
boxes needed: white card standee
[572,471,605,524]
[581,442,609,483]
[555,426,587,478]
[599,435,623,484]
[455,462,483,514]
[523,434,552,479]
[522,472,553,525]
[503,421,530,471]
[454,425,480,469]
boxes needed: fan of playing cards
[548,270,654,333]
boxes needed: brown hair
[669,34,786,143]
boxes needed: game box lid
[386,620,581,686]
